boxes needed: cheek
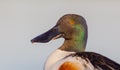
[58,23,74,35]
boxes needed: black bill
[31,26,62,43]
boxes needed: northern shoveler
[31,14,120,70]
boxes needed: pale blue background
[0,0,120,70]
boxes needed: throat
[59,39,86,52]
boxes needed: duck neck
[59,25,88,52]
[59,39,86,52]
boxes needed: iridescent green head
[31,14,88,52]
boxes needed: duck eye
[69,19,75,25]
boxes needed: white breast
[44,49,99,70]
[44,49,75,70]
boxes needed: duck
[31,14,120,70]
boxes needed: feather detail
[72,52,120,70]
[58,61,80,70]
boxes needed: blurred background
[0,0,120,70]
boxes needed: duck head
[31,14,88,52]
